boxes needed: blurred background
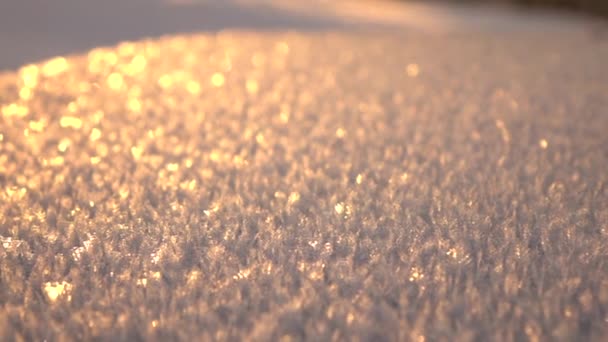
[0,0,605,72]
[464,0,608,14]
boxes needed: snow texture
[0,32,607,340]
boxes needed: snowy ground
[0,1,607,340]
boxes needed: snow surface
[1,31,607,340]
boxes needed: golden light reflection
[279,106,290,123]
[90,128,102,141]
[229,154,243,167]
[255,132,266,146]
[19,65,39,87]
[257,262,271,276]
[539,139,548,149]
[131,146,144,160]
[347,313,355,325]
[233,268,252,280]
[158,74,173,89]
[42,57,69,77]
[180,179,197,191]
[288,192,300,205]
[60,116,83,129]
[119,187,130,199]
[49,156,65,166]
[246,79,259,94]
[336,127,346,138]
[406,63,420,77]
[88,49,118,73]
[127,98,142,113]
[447,248,459,259]
[209,150,221,162]
[67,102,78,113]
[107,72,125,91]
[92,110,105,124]
[128,55,147,75]
[2,103,29,118]
[5,186,27,200]
[19,87,33,100]
[334,202,345,215]
[211,72,225,87]
[57,138,71,152]
[187,270,201,284]
[276,42,289,54]
[28,119,46,132]
[409,267,424,281]
[44,281,72,302]
[117,42,137,57]
[186,80,201,95]
[203,204,220,216]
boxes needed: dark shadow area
[509,0,608,16]
[0,0,355,71]
[434,0,608,17]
